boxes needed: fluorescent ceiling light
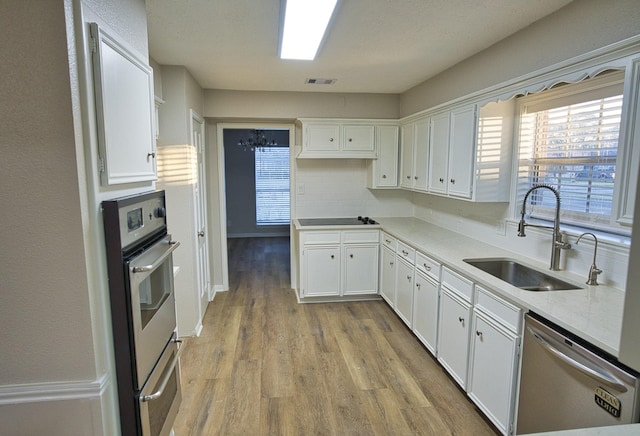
[280,0,338,60]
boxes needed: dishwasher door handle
[528,326,628,392]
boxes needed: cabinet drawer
[442,267,473,302]
[342,230,380,244]
[475,286,522,333]
[302,231,341,245]
[397,241,415,263]
[381,232,397,250]
[416,252,440,280]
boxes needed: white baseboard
[0,372,110,405]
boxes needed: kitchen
[2,0,640,435]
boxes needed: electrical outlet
[297,183,305,195]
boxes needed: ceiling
[146,0,573,94]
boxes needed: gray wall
[224,129,290,237]
[400,0,640,116]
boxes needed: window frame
[513,71,630,237]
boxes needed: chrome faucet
[517,184,571,271]
[576,232,602,285]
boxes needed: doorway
[215,123,296,293]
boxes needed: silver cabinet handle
[458,316,464,323]
[476,330,483,338]
[330,255,335,259]
[450,179,455,184]
[407,275,412,281]
[416,283,421,290]
[528,326,627,392]
[439,178,444,183]
[414,176,418,180]
[401,250,409,256]
[382,174,387,179]
[147,152,156,159]
[406,175,411,179]
[329,138,334,142]
[424,264,431,271]
[198,230,205,237]
[140,346,182,402]
[350,254,354,258]
[348,138,353,142]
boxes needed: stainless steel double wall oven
[103,190,182,436]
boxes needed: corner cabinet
[90,23,157,185]
[367,125,400,188]
[297,119,398,159]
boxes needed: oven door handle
[140,342,183,402]
[131,240,180,273]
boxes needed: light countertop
[373,217,625,356]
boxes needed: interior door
[192,112,211,319]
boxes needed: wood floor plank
[172,237,498,435]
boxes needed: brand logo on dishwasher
[594,386,621,417]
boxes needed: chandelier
[238,129,278,151]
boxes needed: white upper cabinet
[422,101,513,202]
[368,125,400,188]
[297,119,388,158]
[427,105,476,199]
[448,105,477,198]
[90,23,157,185]
[400,117,429,191]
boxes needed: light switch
[297,183,305,195]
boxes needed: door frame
[215,122,296,293]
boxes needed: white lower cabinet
[412,269,440,355]
[299,229,379,299]
[379,245,396,305]
[395,257,414,327]
[468,286,522,435]
[302,245,341,297]
[343,244,379,295]
[437,287,472,389]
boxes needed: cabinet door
[91,23,156,185]
[395,258,414,328]
[306,124,340,152]
[448,105,477,199]
[400,123,415,189]
[302,246,341,297]
[413,117,430,191]
[437,288,471,389]
[343,245,379,295]
[413,270,439,356]
[373,125,399,187]
[428,112,450,194]
[468,310,519,435]
[379,246,396,306]
[343,125,375,152]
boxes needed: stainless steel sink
[463,258,583,291]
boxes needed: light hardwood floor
[173,237,498,435]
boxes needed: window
[516,71,626,235]
[255,146,290,225]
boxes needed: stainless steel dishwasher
[516,313,640,434]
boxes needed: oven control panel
[103,191,167,250]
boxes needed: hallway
[172,237,497,435]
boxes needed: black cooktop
[298,216,378,226]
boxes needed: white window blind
[516,72,625,234]
[255,146,290,225]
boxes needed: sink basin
[463,258,583,291]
